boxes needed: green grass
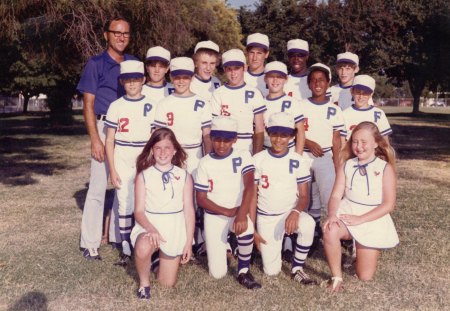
[1,110,449,310]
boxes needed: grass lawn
[0,109,449,310]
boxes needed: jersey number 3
[118,118,129,132]
[208,179,213,192]
[261,175,269,189]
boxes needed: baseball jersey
[254,149,311,215]
[244,70,269,98]
[210,83,266,142]
[141,81,175,103]
[329,84,374,111]
[194,148,255,210]
[105,95,157,146]
[284,73,312,101]
[341,105,392,138]
[190,75,221,101]
[299,98,344,152]
[263,94,304,149]
[154,94,212,148]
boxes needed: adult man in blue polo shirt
[77,16,138,260]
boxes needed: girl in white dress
[323,121,399,292]
[132,128,195,299]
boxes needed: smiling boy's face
[264,72,288,95]
[308,71,330,98]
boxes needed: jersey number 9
[167,112,174,126]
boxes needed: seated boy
[141,46,175,102]
[251,112,317,284]
[244,33,270,97]
[191,40,222,101]
[195,116,261,289]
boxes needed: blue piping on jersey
[144,81,167,89]
[257,207,286,216]
[351,105,375,111]
[123,95,146,102]
[265,94,287,101]
[268,149,289,158]
[350,156,377,196]
[338,84,352,89]
[224,83,246,90]
[195,75,212,83]
[290,73,307,78]
[171,93,196,98]
[247,70,264,77]
[210,148,233,159]
[145,209,182,215]
[307,98,329,105]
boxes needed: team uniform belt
[96,114,106,121]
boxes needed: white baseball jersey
[210,83,266,149]
[154,93,212,148]
[329,84,374,111]
[105,95,157,146]
[194,148,255,210]
[190,75,221,101]
[341,105,392,138]
[254,149,311,215]
[284,73,311,101]
[263,94,304,149]
[244,70,269,97]
[141,81,175,103]
[299,98,344,153]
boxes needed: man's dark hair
[104,15,130,32]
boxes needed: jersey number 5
[167,112,174,126]
[220,105,230,116]
[118,118,129,132]
[261,175,269,189]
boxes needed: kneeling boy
[195,116,261,289]
[251,112,317,284]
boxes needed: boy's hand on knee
[285,211,300,235]
[254,231,266,252]
[233,213,248,236]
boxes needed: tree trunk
[408,77,425,115]
[22,93,31,114]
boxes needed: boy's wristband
[291,209,301,215]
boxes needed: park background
[1,0,449,310]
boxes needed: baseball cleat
[83,248,102,261]
[237,271,262,290]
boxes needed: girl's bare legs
[135,234,157,287]
[355,242,379,280]
[323,223,352,292]
[158,252,181,287]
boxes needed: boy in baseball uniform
[284,39,312,101]
[244,33,270,97]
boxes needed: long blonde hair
[340,121,396,172]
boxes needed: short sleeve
[241,151,255,176]
[289,98,305,123]
[341,112,349,137]
[253,154,261,184]
[194,160,209,193]
[153,101,168,128]
[201,101,212,129]
[378,110,393,136]
[77,59,99,95]
[333,106,345,132]
[210,90,221,117]
[296,158,312,184]
[252,91,267,115]
[105,101,119,129]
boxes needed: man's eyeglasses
[108,30,131,38]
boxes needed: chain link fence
[374,98,449,107]
[0,97,84,113]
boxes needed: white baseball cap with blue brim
[195,40,220,53]
[146,46,171,63]
[170,57,195,76]
[221,49,246,67]
[337,52,359,66]
[120,60,145,79]
[267,112,295,135]
[352,75,376,93]
[247,33,270,50]
[210,116,238,139]
[287,39,309,54]
[307,63,332,82]
[264,61,288,76]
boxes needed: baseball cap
[210,116,238,139]
[221,49,246,67]
[307,63,332,82]
[194,40,220,53]
[246,33,270,50]
[337,52,359,65]
[120,60,145,79]
[352,75,376,93]
[264,61,288,76]
[267,112,295,135]
[146,46,171,63]
[170,57,195,76]
[287,39,309,54]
